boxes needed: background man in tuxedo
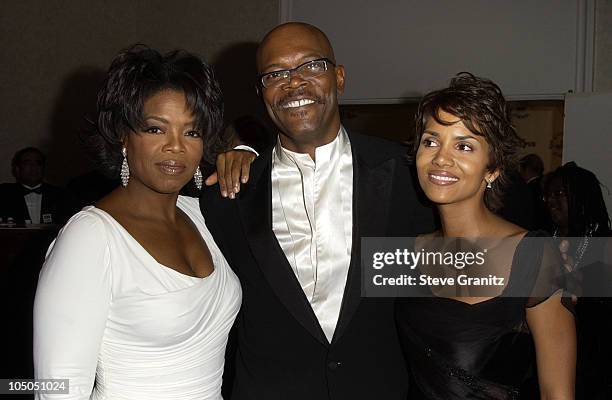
[201,22,433,399]
[519,153,550,230]
[0,147,63,224]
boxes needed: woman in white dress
[33,45,241,399]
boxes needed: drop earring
[486,179,492,189]
[120,147,129,187]
[194,166,203,190]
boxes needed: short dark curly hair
[86,44,225,177]
[414,72,523,211]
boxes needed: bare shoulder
[415,230,441,249]
[418,230,441,239]
[491,213,529,239]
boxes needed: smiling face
[416,110,499,208]
[256,23,345,152]
[124,89,203,195]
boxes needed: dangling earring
[194,166,203,190]
[120,147,129,187]
[486,179,492,189]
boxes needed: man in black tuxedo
[0,147,63,224]
[519,153,551,231]
[201,22,433,400]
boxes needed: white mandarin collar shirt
[271,126,353,342]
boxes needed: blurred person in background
[0,147,63,224]
[543,161,612,399]
[519,153,550,231]
[519,153,544,185]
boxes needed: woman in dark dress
[543,162,612,399]
[395,73,576,399]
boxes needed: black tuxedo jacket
[0,182,63,224]
[200,132,434,400]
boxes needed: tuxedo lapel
[17,185,33,221]
[332,137,396,344]
[237,154,328,346]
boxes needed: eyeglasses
[259,58,335,88]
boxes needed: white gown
[33,196,241,399]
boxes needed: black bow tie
[23,186,42,195]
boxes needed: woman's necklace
[553,222,599,271]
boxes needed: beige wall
[0,0,278,184]
[512,102,564,173]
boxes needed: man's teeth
[284,99,315,108]
[431,174,458,182]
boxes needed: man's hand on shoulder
[205,147,258,199]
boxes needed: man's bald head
[255,22,345,156]
[256,22,336,72]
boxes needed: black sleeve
[514,234,574,314]
[387,156,437,237]
[199,185,238,267]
